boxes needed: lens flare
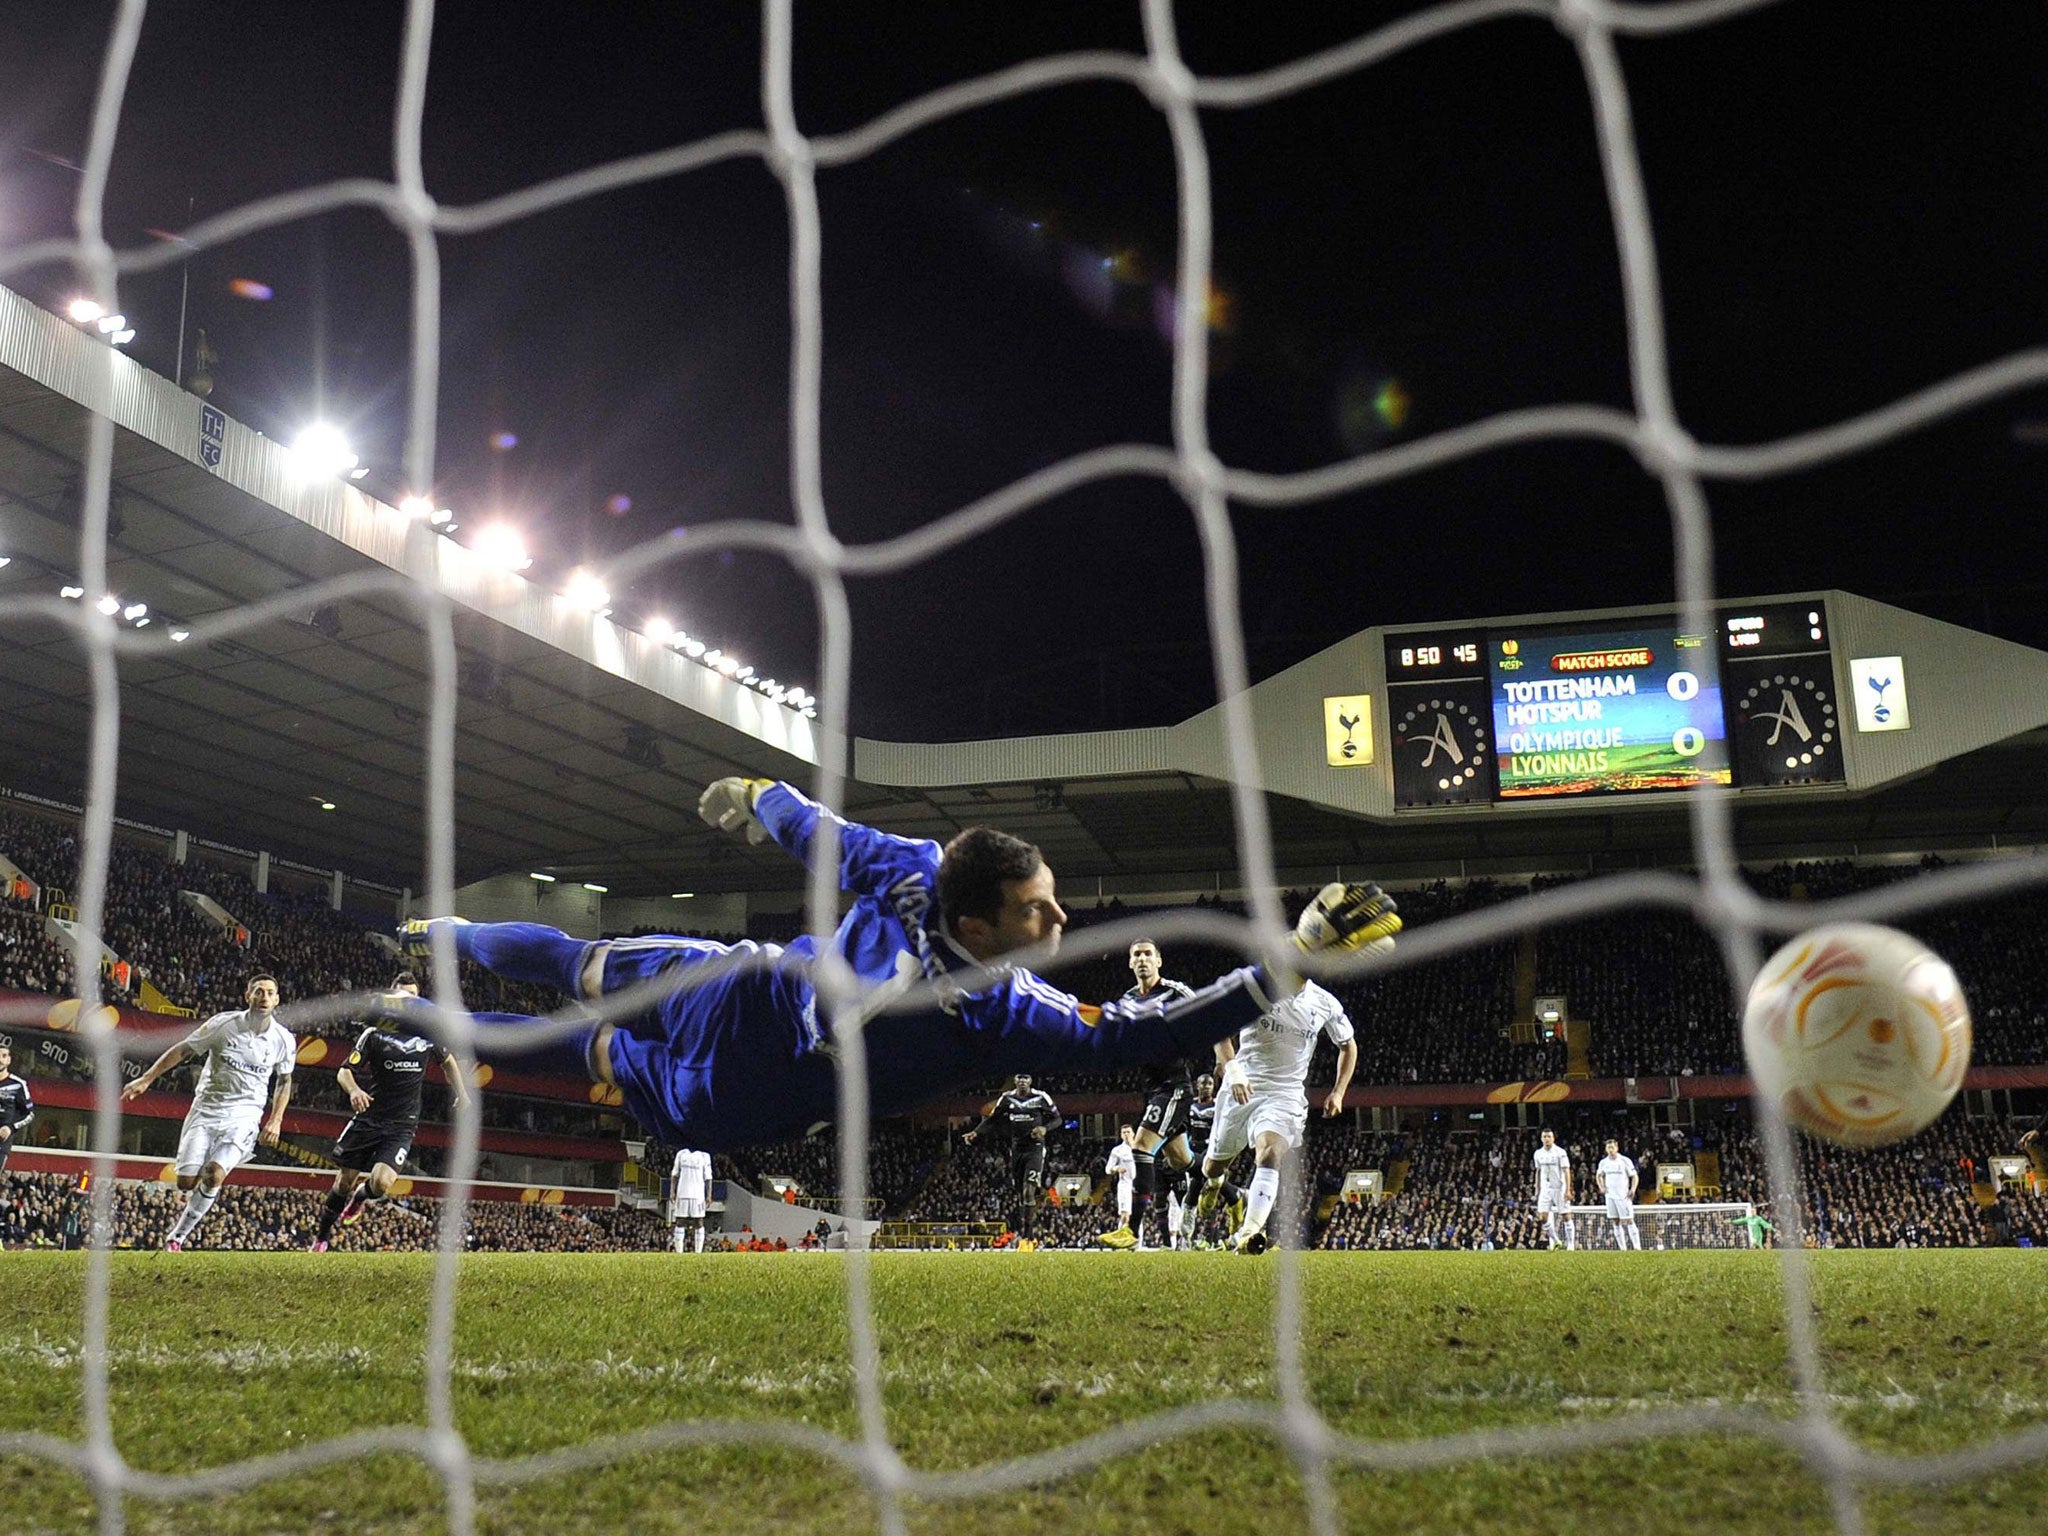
[228,278,274,301]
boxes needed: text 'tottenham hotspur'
[1501,672,1637,754]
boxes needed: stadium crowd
[0,1169,669,1252]
[1311,1109,2045,1251]
[0,807,562,1027]
[8,802,2048,1092]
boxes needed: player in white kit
[670,1146,713,1252]
[1104,1125,1138,1239]
[121,975,296,1250]
[1195,978,1358,1255]
[1596,1138,1641,1250]
[1532,1128,1574,1250]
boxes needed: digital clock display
[1384,632,1487,681]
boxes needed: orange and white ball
[1741,922,1971,1149]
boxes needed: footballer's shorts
[1206,1090,1308,1165]
[1116,1186,1133,1219]
[1139,1081,1190,1142]
[670,1195,707,1221]
[175,1113,261,1179]
[1604,1195,1635,1222]
[1536,1190,1569,1215]
[333,1116,416,1174]
[1007,1141,1048,1189]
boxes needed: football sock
[454,922,590,996]
[1132,1150,1156,1242]
[693,1224,705,1254]
[168,1186,217,1244]
[318,1187,348,1241]
[1243,1166,1280,1236]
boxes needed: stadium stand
[6,795,2046,1255]
[0,1169,670,1252]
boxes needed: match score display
[1490,624,1729,798]
[1382,601,1839,806]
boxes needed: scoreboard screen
[1489,621,1730,798]
[1382,600,1837,806]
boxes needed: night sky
[2,2,2044,742]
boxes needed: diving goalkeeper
[405,779,1399,1152]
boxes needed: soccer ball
[1741,922,1971,1149]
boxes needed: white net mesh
[3,1,2048,1532]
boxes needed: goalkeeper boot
[398,916,470,960]
[1097,1224,1138,1250]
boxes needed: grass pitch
[1,1250,2043,1535]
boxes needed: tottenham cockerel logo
[1395,697,1488,791]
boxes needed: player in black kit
[1177,1071,1238,1245]
[314,974,469,1250]
[0,1045,34,1172]
[962,1073,1061,1240]
[1100,940,1201,1249]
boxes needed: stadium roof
[4,282,2048,901]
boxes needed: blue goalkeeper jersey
[631,781,1281,1142]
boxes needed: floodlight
[643,617,675,644]
[66,298,105,324]
[122,603,147,621]
[169,629,190,643]
[582,883,608,893]
[715,656,739,677]
[682,639,705,658]
[563,569,610,611]
[96,594,120,615]
[472,524,533,572]
[287,424,359,480]
[399,495,435,519]
[95,313,127,335]
[529,872,557,883]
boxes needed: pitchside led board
[1384,601,1843,807]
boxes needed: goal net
[1561,1202,1760,1250]
[2,2,2047,1535]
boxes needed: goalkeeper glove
[697,776,774,846]
[1292,882,1401,956]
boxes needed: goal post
[1562,1202,1763,1250]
